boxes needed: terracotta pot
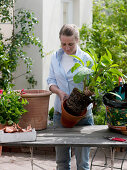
[19,89,51,130]
[0,124,6,130]
[61,99,87,128]
[65,88,92,115]
[0,146,2,156]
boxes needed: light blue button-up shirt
[47,46,94,116]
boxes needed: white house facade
[12,0,93,108]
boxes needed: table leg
[30,147,34,170]
[121,148,127,170]
[29,146,47,170]
[110,147,115,170]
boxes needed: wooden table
[1,125,127,170]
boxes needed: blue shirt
[47,46,94,116]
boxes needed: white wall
[79,0,93,27]
[73,0,93,27]
[42,0,62,109]
[42,0,62,90]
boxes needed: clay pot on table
[19,89,52,130]
[61,99,87,128]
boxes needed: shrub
[80,0,127,74]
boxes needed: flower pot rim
[19,89,52,98]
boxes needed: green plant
[80,0,127,75]
[93,104,107,125]
[0,0,43,90]
[71,49,125,100]
[0,41,12,89]
[0,89,28,125]
[48,107,54,121]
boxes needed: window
[62,0,73,24]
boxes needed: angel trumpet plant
[71,49,125,99]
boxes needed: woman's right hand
[49,85,69,103]
[58,90,69,103]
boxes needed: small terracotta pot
[61,100,87,128]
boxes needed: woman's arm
[50,85,69,103]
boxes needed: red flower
[21,89,24,92]
[20,89,26,95]
[0,89,3,94]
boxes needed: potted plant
[0,89,28,128]
[61,49,125,127]
[103,82,127,133]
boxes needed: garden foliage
[80,0,127,74]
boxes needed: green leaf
[87,48,98,63]
[73,67,93,83]
[78,66,93,75]
[106,49,112,60]
[109,68,122,76]
[109,92,122,100]
[100,53,113,65]
[91,64,97,71]
[71,63,81,73]
[71,55,84,66]
[86,60,92,68]
[73,72,85,83]
[110,64,119,67]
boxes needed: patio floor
[0,147,127,170]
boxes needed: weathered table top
[1,125,127,147]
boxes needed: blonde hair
[59,24,79,40]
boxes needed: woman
[47,24,94,170]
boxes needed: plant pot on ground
[61,49,125,127]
